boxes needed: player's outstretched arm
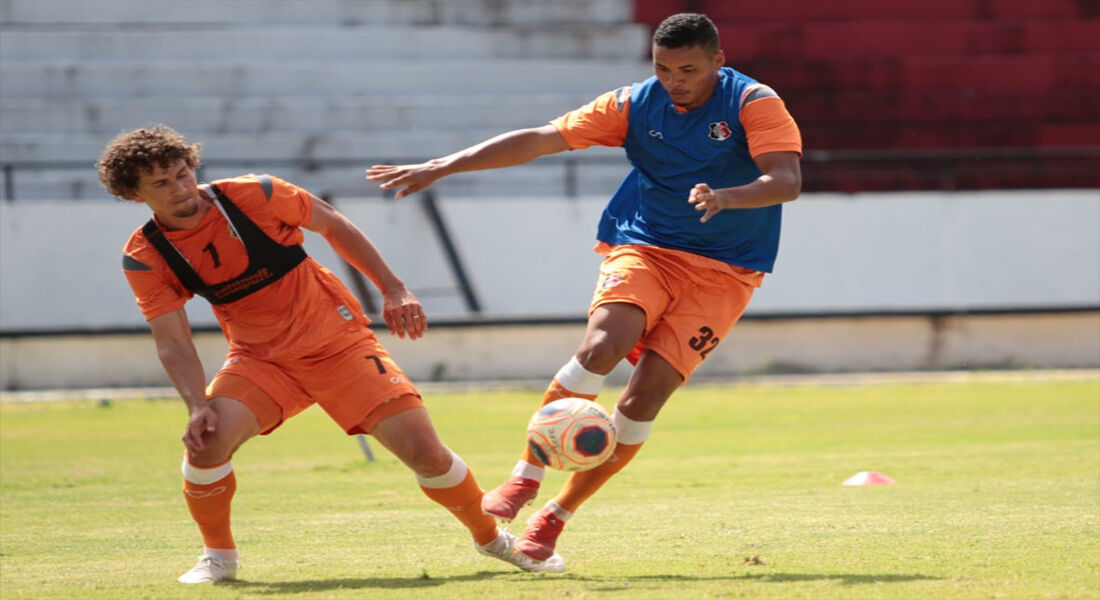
[366,124,570,199]
[304,193,427,340]
[688,151,802,222]
[148,308,215,453]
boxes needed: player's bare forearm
[330,220,404,294]
[308,196,403,292]
[306,195,427,338]
[719,172,801,208]
[148,310,209,412]
[689,151,801,222]
[723,150,801,207]
[366,125,569,198]
[436,125,569,174]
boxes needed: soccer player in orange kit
[367,13,802,571]
[100,125,562,583]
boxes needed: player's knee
[577,332,634,372]
[617,393,668,422]
[186,428,246,467]
[187,444,233,467]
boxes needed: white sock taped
[554,356,605,396]
[181,457,233,485]
[512,460,546,481]
[544,500,573,521]
[204,547,238,561]
[416,449,468,489]
[612,407,652,445]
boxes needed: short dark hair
[97,125,201,198]
[653,13,719,54]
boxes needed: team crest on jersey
[601,272,625,289]
[708,121,732,141]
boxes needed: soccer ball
[526,397,617,472]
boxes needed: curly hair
[653,13,719,55]
[97,125,202,198]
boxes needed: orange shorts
[207,328,422,436]
[590,244,763,382]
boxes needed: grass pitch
[1,373,1097,599]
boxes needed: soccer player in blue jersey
[367,12,802,571]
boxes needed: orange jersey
[122,174,370,360]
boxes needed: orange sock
[181,460,236,551]
[418,455,499,546]
[554,442,644,514]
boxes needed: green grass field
[2,373,1098,599]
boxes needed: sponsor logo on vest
[389,376,404,384]
[648,129,663,139]
[708,121,732,141]
[213,267,273,299]
[337,305,354,320]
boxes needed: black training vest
[141,182,307,305]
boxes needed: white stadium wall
[1,189,1099,389]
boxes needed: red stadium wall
[634,0,1100,192]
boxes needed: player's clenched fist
[688,183,725,223]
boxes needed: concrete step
[0,25,649,61]
[0,94,601,135]
[0,130,628,162]
[2,160,630,201]
[0,59,653,98]
[0,0,638,26]
[0,0,635,27]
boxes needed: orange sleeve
[549,87,631,149]
[264,175,313,228]
[740,95,803,158]
[122,235,191,321]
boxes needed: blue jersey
[597,67,783,272]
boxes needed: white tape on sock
[416,449,468,489]
[554,356,606,396]
[512,460,546,481]
[612,407,652,445]
[181,457,233,485]
[544,500,573,521]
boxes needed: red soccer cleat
[515,508,565,562]
[481,477,540,522]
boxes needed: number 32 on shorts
[689,326,720,359]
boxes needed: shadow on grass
[568,572,940,592]
[222,570,939,594]
[220,571,512,594]
[736,572,940,586]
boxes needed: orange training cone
[842,471,896,486]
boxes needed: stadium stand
[636,0,1100,192]
[2,0,1097,198]
[0,0,650,200]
